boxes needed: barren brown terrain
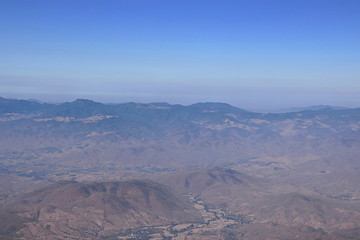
[1,97,360,239]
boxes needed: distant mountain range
[267,105,349,113]
[0,96,359,172]
[0,96,352,114]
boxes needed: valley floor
[106,193,244,240]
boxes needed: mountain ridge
[1,97,358,115]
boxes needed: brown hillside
[247,192,360,231]
[155,167,270,208]
[1,180,202,239]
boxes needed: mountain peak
[71,99,101,105]
[189,102,236,109]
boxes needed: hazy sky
[1,0,359,109]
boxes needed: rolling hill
[0,180,201,239]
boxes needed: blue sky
[0,0,359,109]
